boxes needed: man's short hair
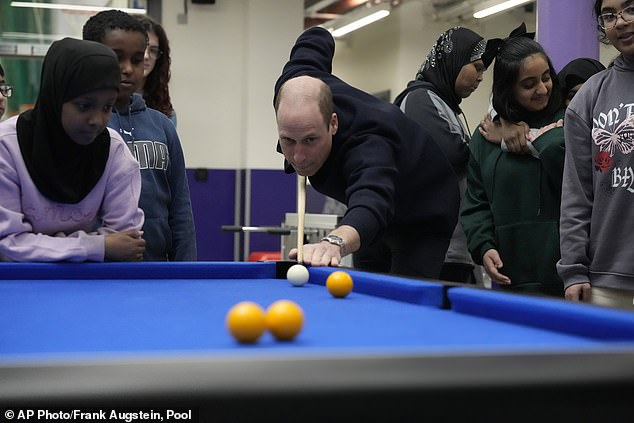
[275,76,334,127]
[316,81,334,127]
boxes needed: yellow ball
[265,300,304,341]
[226,301,266,343]
[326,271,353,298]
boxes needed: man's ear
[330,112,338,135]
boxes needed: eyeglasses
[147,45,163,59]
[0,84,12,98]
[598,4,634,29]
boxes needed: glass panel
[0,0,147,118]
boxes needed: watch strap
[321,235,344,249]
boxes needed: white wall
[163,0,302,169]
[331,0,536,135]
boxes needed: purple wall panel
[186,168,329,260]
[249,170,295,253]
[537,0,599,71]
[186,169,235,261]
[248,170,329,254]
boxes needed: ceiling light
[473,0,533,19]
[327,3,391,38]
[433,0,479,21]
[10,1,146,14]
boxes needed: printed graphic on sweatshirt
[592,107,634,175]
[127,140,170,171]
[611,165,634,192]
[24,204,95,224]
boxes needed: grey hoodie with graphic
[557,54,634,290]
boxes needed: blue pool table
[1,261,634,420]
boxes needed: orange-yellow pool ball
[226,301,266,343]
[265,300,304,341]
[326,271,353,298]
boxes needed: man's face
[276,99,337,177]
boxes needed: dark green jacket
[461,110,565,296]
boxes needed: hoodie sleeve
[97,133,145,235]
[556,106,594,288]
[401,89,470,178]
[274,27,335,100]
[460,131,497,265]
[337,134,398,246]
[163,122,197,261]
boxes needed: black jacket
[274,27,459,246]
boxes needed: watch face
[323,235,344,246]
[328,236,343,246]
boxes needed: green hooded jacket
[461,109,565,296]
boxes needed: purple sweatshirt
[0,116,144,262]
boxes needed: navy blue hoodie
[274,27,459,247]
[110,93,196,261]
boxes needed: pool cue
[297,175,306,264]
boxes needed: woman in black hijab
[17,37,122,203]
[0,38,145,262]
[393,27,495,284]
[557,58,605,106]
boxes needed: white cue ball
[287,264,309,286]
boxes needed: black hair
[0,63,4,77]
[492,37,563,125]
[594,0,602,19]
[594,0,611,44]
[83,9,148,44]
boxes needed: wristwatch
[321,234,345,252]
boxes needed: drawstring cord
[114,101,135,142]
[459,112,471,142]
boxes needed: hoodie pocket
[495,220,562,292]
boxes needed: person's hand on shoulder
[479,114,503,144]
[498,118,532,154]
[105,230,146,261]
[482,248,511,285]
